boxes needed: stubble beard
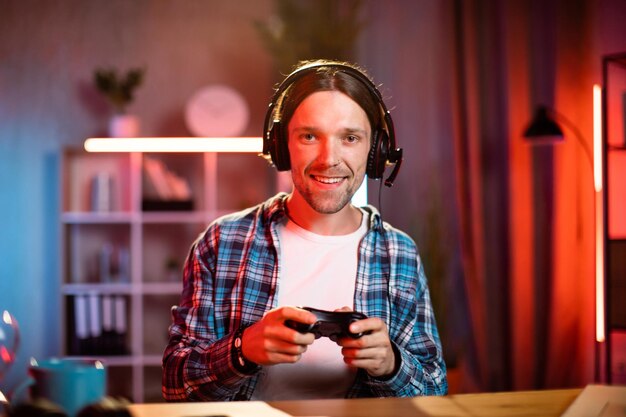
[293,172,365,215]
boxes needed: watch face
[185,85,250,137]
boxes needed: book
[143,156,173,200]
[142,156,192,201]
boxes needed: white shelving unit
[60,148,280,402]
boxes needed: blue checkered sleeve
[162,205,270,401]
[348,222,448,397]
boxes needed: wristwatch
[232,326,261,374]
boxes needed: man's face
[287,90,371,214]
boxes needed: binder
[74,294,90,355]
[88,292,102,354]
[114,295,129,355]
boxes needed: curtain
[452,0,596,391]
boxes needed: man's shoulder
[210,192,288,230]
[382,223,415,245]
[192,194,287,251]
[380,224,418,257]
[361,205,416,247]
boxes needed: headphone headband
[262,61,403,187]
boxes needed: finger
[341,345,384,359]
[337,331,390,350]
[269,352,303,364]
[346,352,397,378]
[282,327,315,345]
[279,306,317,324]
[260,316,316,345]
[334,306,353,312]
[341,347,380,364]
[343,356,386,370]
[336,335,366,348]
[349,317,385,335]
[341,347,389,369]
[260,321,315,345]
[265,338,310,355]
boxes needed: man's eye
[345,135,359,143]
[301,133,316,141]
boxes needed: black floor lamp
[523,92,605,384]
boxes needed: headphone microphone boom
[383,147,403,187]
[262,62,403,187]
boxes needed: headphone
[262,62,403,187]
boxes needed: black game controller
[284,307,369,342]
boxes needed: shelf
[61,210,230,224]
[61,283,182,295]
[69,355,165,367]
[60,148,279,402]
[61,211,136,224]
[141,282,182,295]
[141,355,166,367]
[66,355,168,366]
[62,283,134,295]
[140,211,211,224]
[69,355,137,367]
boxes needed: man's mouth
[311,175,345,185]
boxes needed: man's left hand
[334,307,397,379]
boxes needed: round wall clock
[184,85,250,137]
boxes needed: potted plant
[164,257,181,282]
[93,67,145,137]
[254,0,364,74]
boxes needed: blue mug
[14,358,107,417]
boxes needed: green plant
[164,257,180,271]
[93,67,145,114]
[255,0,365,74]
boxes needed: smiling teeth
[313,176,342,184]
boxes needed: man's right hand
[240,306,317,366]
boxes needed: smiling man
[287,90,370,231]
[162,60,448,401]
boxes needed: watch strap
[231,325,261,374]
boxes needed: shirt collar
[263,192,383,232]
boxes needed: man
[162,60,447,401]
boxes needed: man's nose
[317,137,341,166]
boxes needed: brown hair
[275,60,383,142]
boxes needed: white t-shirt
[251,210,368,400]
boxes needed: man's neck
[285,194,362,236]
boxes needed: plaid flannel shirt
[162,193,447,401]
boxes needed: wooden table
[269,388,582,417]
[129,388,583,417]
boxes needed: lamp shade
[523,106,564,142]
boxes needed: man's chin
[305,193,354,215]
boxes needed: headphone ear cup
[367,128,389,179]
[269,121,291,171]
